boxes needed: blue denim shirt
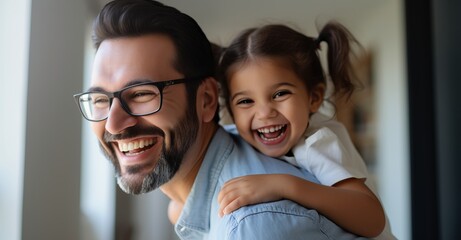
[175,126,366,240]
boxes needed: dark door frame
[405,0,439,239]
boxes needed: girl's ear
[309,83,326,113]
[197,77,219,123]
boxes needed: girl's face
[228,58,324,157]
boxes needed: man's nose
[105,99,137,134]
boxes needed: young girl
[216,22,395,239]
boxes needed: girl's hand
[217,174,287,217]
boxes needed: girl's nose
[255,104,278,120]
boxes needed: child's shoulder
[222,124,240,136]
[309,113,349,141]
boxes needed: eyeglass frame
[73,76,204,122]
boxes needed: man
[74,0,365,239]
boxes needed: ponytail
[316,21,361,100]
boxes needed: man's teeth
[257,125,285,133]
[118,139,155,152]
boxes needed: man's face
[89,34,199,194]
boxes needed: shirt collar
[175,127,233,236]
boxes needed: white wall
[125,191,173,240]
[20,0,89,239]
[0,0,111,239]
[0,0,30,239]
[351,1,410,239]
[80,17,116,240]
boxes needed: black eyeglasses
[73,77,202,122]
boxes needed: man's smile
[111,136,164,167]
[117,137,158,154]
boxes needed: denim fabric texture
[174,126,367,240]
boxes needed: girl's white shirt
[281,113,396,240]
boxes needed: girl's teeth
[260,131,285,141]
[258,125,284,133]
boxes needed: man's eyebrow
[122,79,154,88]
[85,79,154,92]
[86,86,105,92]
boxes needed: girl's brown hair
[218,21,361,117]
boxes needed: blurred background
[1,0,459,239]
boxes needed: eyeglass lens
[78,84,161,121]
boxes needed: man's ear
[310,83,326,113]
[197,77,219,123]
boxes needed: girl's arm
[218,174,385,238]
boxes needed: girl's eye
[273,90,292,99]
[235,98,254,105]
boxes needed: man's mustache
[103,125,165,142]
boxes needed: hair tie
[314,37,322,50]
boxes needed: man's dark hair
[93,0,219,122]
[93,0,214,78]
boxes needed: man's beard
[99,106,199,194]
